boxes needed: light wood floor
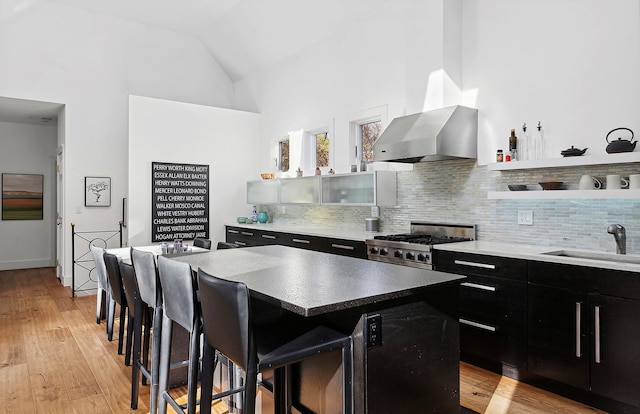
[0,267,606,414]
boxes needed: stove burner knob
[417,253,429,262]
[380,248,389,256]
[369,247,379,254]
[394,250,403,258]
[406,252,415,260]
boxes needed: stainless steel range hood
[373,105,478,163]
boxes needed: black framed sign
[151,162,209,242]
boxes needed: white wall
[128,96,261,247]
[0,121,57,270]
[0,2,235,283]
[464,0,640,165]
[235,0,451,174]
[235,0,640,168]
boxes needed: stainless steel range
[366,222,476,269]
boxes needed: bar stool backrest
[119,261,138,317]
[130,248,160,308]
[198,268,252,372]
[90,244,109,292]
[193,237,212,250]
[103,252,125,306]
[157,256,198,333]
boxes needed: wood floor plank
[0,363,36,414]
[70,393,115,414]
[29,370,71,412]
[460,363,606,414]
[47,327,102,400]
[62,309,110,360]
[86,353,149,414]
[0,315,26,368]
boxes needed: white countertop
[225,222,389,242]
[434,240,640,273]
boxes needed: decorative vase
[257,211,269,223]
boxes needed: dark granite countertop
[173,245,465,317]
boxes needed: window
[279,138,290,172]
[349,105,388,169]
[315,132,329,168]
[359,121,381,163]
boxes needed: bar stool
[103,251,130,357]
[156,256,201,414]
[193,237,212,250]
[130,247,163,414]
[197,268,354,414]
[90,245,116,335]
[119,260,152,407]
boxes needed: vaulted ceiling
[1,0,382,124]
[52,0,375,82]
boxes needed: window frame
[274,135,290,173]
[306,119,334,172]
[349,105,388,168]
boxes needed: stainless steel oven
[366,222,476,270]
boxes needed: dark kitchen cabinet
[225,226,367,259]
[434,250,528,372]
[528,283,590,390]
[225,226,285,247]
[528,261,640,409]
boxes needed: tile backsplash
[264,159,640,254]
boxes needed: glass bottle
[534,121,544,160]
[509,129,518,161]
[520,123,529,161]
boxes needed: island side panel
[363,284,460,414]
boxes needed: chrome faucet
[607,224,626,254]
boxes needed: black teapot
[606,127,636,154]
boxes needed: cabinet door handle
[292,238,311,244]
[460,282,496,292]
[331,244,354,250]
[576,302,582,358]
[595,305,601,364]
[261,235,276,239]
[241,231,254,236]
[235,241,247,246]
[454,260,496,270]
[459,318,496,332]
[228,229,239,234]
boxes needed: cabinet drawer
[460,274,527,312]
[435,251,527,281]
[460,321,527,368]
[324,238,366,259]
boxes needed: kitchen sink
[542,249,640,265]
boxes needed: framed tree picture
[85,177,111,207]
[2,173,44,220]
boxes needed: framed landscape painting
[85,176,111,207]
[2,173,44,220]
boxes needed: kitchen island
[172,245,465,414]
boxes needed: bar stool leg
[149,305,163,414]
[157,314,173,414]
